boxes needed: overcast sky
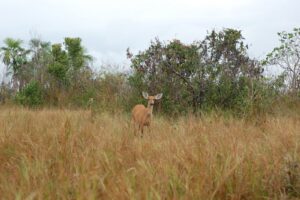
[0,0,299,74]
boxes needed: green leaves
[64,37,92,70]
[47,44,69,85]
[3,38,23,50]
[48,63,69,82]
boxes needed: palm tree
[29,38,52,85]
[0,38,30,91]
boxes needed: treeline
[0,28,299,116]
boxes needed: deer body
[132,105,151,124]
[131,92,162,136]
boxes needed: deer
[131,92,163,137]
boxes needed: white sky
[0,0,299,75]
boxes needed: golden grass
[0,107,299,199]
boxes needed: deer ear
[142,92,149,99]
[155,93,163,100]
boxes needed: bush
[15,81,43,107]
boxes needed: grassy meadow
[0,107,299,199]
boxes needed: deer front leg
[138,124,141,137]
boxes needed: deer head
[142,92,163,108]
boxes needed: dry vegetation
[0,107,299,199]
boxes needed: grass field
[0,107,299,199]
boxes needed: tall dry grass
[0,107,299,199]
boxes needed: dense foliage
[0,28,299,115]
[127,29,288,116]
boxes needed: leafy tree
[48,43,69,86]
[48,38,92,87]
[264,28,300,93]
[127,39,199,114]
[128,29,264,114]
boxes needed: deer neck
[147,102,154,115]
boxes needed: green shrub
[15,81,43,107]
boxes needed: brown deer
[131,92,163,137]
